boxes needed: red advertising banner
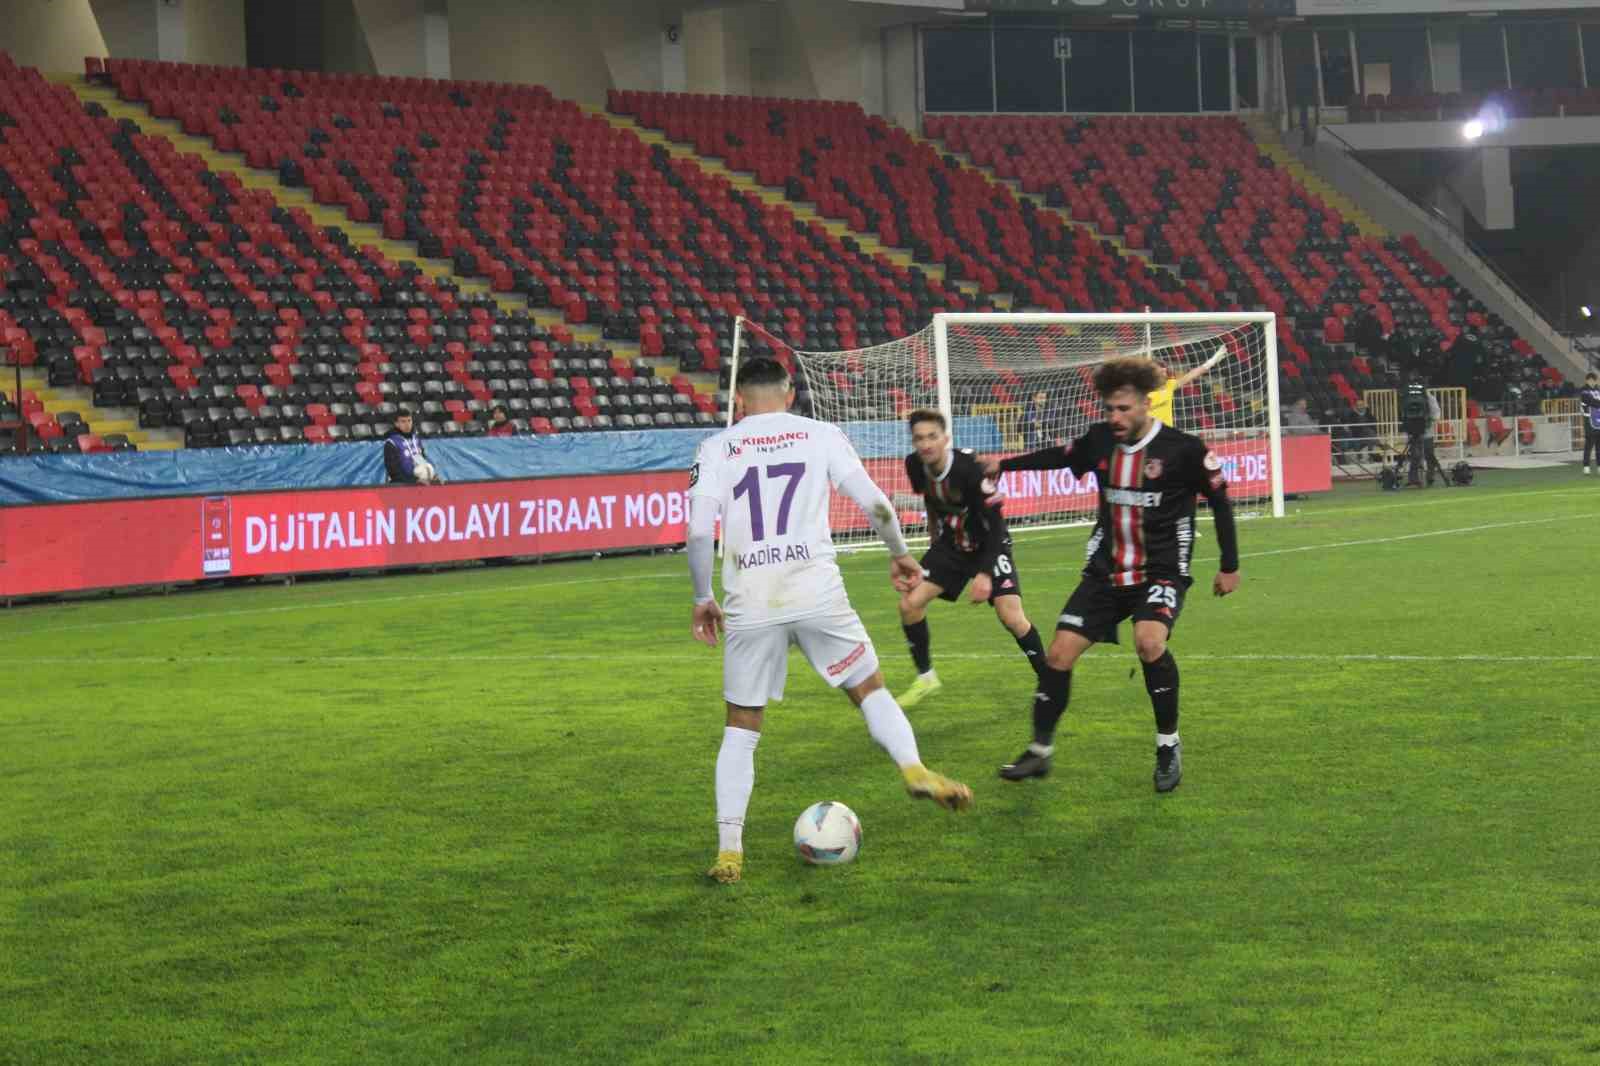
[0,437,1332,599]
[0,471,694,598]
[856,433,1332,528]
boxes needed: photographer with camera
[1400,378,1448,488]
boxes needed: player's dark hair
[736,356,791,391]
[906,408,947,432]
[1093,356,1164,398]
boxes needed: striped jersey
[904,448,1009,563]
[999,419,1238,586]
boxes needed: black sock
[1142,651,1180,736]
[1014,625,1045,676]
[902,619,931,674]
[1031,665,1072,747]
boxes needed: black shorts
[1055,576,1189,644]
[920,541,1022,603]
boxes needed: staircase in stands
[909,124,1187,293]
[1240,113,1385,240]
[593,107,1004,311]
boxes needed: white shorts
[722,608,880,707]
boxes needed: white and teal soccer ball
[793,801,862,866]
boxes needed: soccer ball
[413,460,437,484]
[793,801,862,866]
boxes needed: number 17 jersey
[689,411,868,629]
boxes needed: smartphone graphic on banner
[201,496,232,575]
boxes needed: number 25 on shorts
[1146,584,1178,609]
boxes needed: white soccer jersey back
[690,412,865,628]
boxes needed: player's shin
[1014,625,1046,676]
[859,688,922,769]
[1142,651,1180,740]
[902,619,932,674]
[715,726,761,854]
[1031,665,1072,751]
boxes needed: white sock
[919,670,938,682]
[1028,742,1054,757]
[858,688,922,769]
[715,726,760,853]
[1157,732,1180,748]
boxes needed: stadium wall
[448,0,622,109]
[0,0,108,73]
[441,0,912,113]
[351,0,433,79]
[89,0,160,63]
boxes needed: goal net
[728,312,1283,546]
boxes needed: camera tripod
[1394,430,1450,488]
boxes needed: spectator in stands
[1339,399,1382,464]
[1024,389,1055,449]
[487,404,515,438]
[384,408,438,484]
[1282,397,1319,435]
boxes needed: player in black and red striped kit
[894,409,1046,709]
[984,356,1241,792]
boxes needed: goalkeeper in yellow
[1147,346,1229,426]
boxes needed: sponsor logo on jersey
[730,430,810,457]
[1143,458,1164,479]
[826,641,868,678]
[1105,487,1164,508]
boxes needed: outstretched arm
[987,428,1099,478]
[838,468,922,591]
[838,468,910,558]
[1173,345,1229,390]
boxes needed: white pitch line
[1236,513,1593,560]
[6,508,1594,637]
[0,651,1592,667]
[1014,512,1594,574]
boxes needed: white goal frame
[728,310,1286,529]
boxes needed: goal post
[728,311,1284,545]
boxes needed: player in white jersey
[688,357,973,883]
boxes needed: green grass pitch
[3,467,1598,1065]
